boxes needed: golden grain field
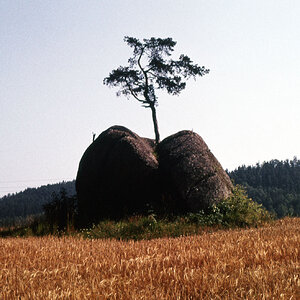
[0,218,299,299]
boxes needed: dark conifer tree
[103,36,209,143]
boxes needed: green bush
[185,185,272,228]
[218,185,272,227]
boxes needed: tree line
[228,157,300,218]
[0,181,75,226]
[1,158,299,226]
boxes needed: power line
[0,178,74,184]
[0,186,31,189]
[1,190,24,193]
[0,178,75,196]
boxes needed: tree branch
[147,71,157,78]
[126,82,145,103]
[137,47,145,73]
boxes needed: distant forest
[228,157,300,218]
[0,181,75,225]
[0,158,299,225]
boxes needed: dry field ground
[0,218,299,299]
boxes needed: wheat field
[0,218,299,299]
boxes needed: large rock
[156,130,233,213]
[76,126,233,224]
[76,126,159,225]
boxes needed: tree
[43,189,77,232]
[103,36,209,143]
[228,158,300,218]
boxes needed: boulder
[76,126,159,225]
[76,126,233,223]
[156,130,233,213]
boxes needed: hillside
[0,181,75,225]
[228,157,300,217]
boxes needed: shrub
[185,185,272,228]
[218,185,272,227]
[43,189,77,233]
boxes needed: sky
[1,0,299,197]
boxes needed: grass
[0,185,273,240]
[79,215,219,240]
[0,217,299,299]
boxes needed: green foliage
[217,186,272,227]
[0,181,76,226]
[228,157,300,218]
[80,215,199,241]
[103,36,209,104]
[43,189,77,233]
[184,186,272,228]
[0,215,50,238]
[103,36,209,143]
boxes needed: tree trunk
[150,104,160,144]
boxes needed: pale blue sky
[1,1,299,196]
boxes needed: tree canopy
[228,158,300,218]
[103,36,209,143]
